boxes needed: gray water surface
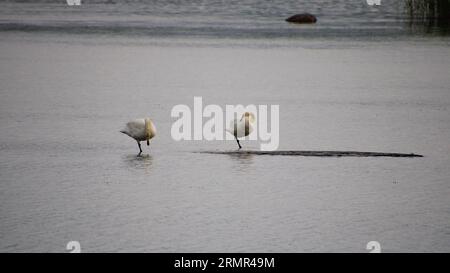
[1,0,450,252]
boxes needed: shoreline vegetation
[406,0,450,27]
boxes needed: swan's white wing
[123,119,146,140]
[231,118,253,138]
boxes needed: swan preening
[119,112,421,156]
[226,112,256,149]
[170,97,279,150]
[120,118,156,156]
[121,112,255,155]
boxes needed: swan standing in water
[226,112,256,149]
[120,118,156,156]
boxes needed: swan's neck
[144,119,153,140]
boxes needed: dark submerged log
[199,150,423,157]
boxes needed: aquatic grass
[405,0,450,26]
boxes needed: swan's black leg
[235,136,242,150]
[147,139,150,146]
[137,141,143,156]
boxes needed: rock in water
[286,13,317,24]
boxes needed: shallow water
[1,1,450,252]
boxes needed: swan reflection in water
[122,154,153,173]
[226,152,255,174]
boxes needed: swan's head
[241,112,256,124]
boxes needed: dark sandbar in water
[198,151,423,157]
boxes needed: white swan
[120,118,156,155]
[226,112,256,149]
